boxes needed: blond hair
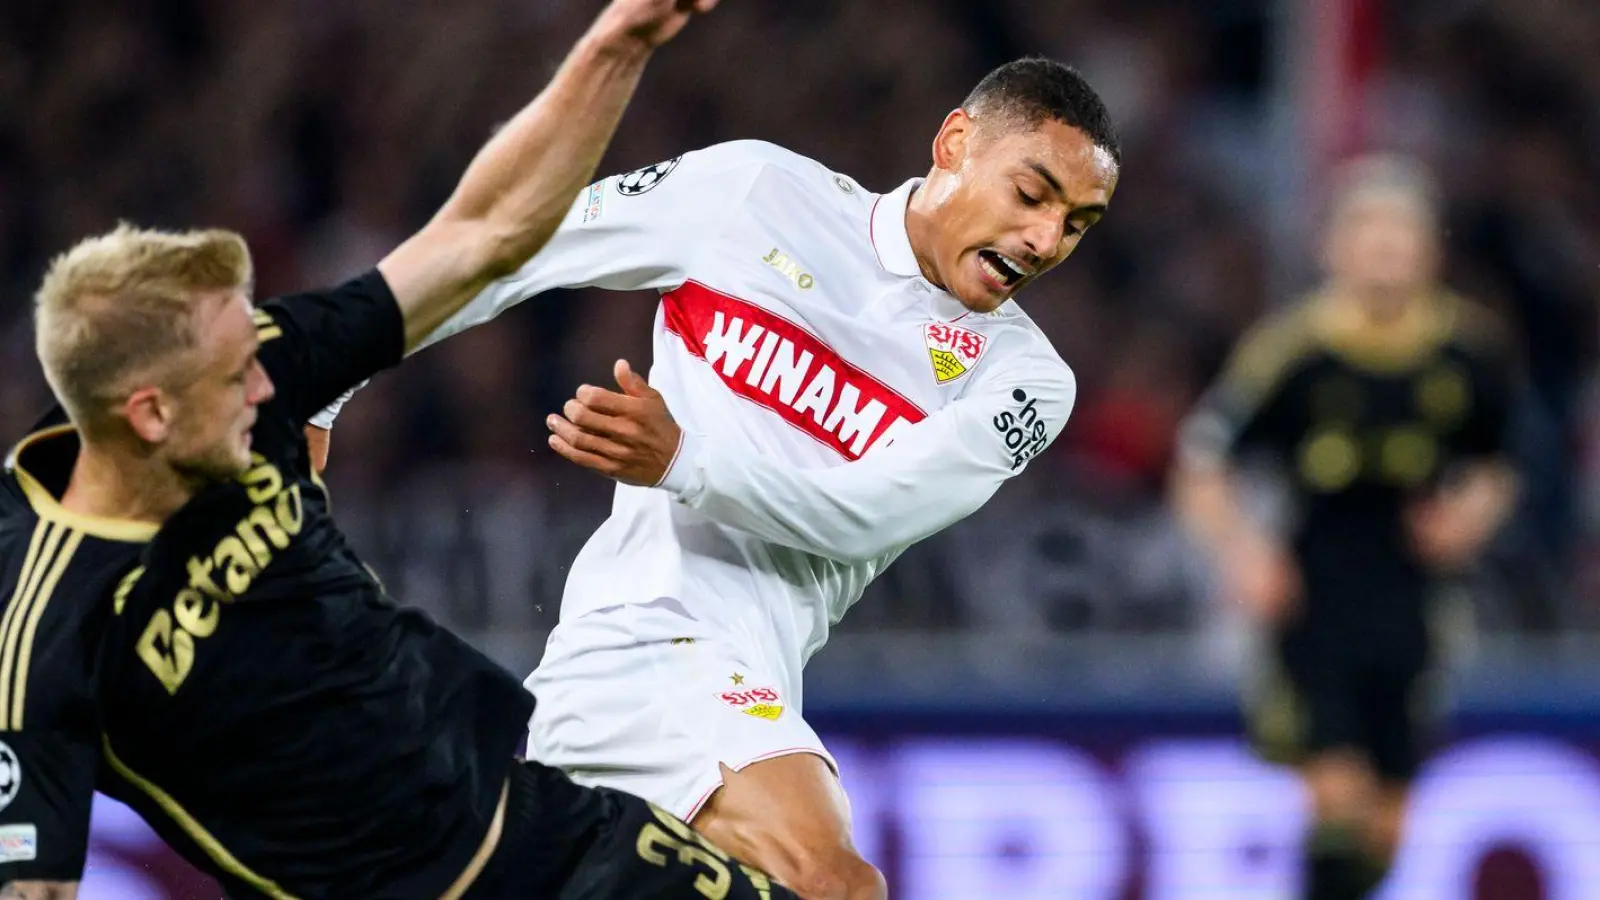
[34,223,254,435]
[1326,153,1442,227]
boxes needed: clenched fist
[596,0,721,51]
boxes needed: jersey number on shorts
[636,805,773,900]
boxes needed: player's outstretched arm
[378,0,719,352]
[0,882,78,899]
[1169,454,1302,625]
[547,357,1075,562]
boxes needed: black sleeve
[253,269,406,426]
[0,534,100,882]
[1178,320,1305,467]
[0,731,96,881]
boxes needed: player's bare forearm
[1407,460,1519,570]
[1170,462,1264,553]
[305,425,331,474]
[1454,461,1519,541]
[381,0,719,351]
[1171,459,1302,622]
[0,882,79,900]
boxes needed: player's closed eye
[1015,186,1043,207]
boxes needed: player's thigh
[691,752,883,899]
[560,788,801,900]
[1363,649,1438,786]
[1245,631,1361,770]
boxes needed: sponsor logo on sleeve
[616,156,683,196]
[581,181,606,223]
[993,388,1050,470]
[0,824,36,863]
[923,323,989,384]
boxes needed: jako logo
[762,247,814,290]
[994,388,1049,470]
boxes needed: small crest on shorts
[717,686,783,721]
[923,323,988,384]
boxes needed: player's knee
[785,850,885,900]
[1364,787,1410,862]
[1303,751,1377,823]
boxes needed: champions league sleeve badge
[616,156,683,196]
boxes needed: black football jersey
[5,272,535,899]
[1185,290,1515,624]
[0,411,148,883]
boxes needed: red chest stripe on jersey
[662,281,927,460]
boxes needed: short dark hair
[964,57,1122,166]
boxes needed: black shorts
[1245,620,1439,782]
[466,760,797,899]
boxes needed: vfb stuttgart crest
[616,156,682,196]
[718,686,784,721]
[923,323,989,384]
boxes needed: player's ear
[931,108,974,173]
[122,386,172,445]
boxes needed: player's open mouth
[977,250,1028,290]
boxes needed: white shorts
[525,602,836,820]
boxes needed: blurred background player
[1172,155,1520,900]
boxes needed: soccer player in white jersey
[316,58,1119,900]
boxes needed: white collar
[869,178,924,278]
[870,177,987,321]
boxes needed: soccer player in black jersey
[1173,156,1520,900]
[0,1,798,898]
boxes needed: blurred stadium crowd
[2,0,1597,662]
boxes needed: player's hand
[547,359,683,487]
[595,0,720,51]
[1219,532,1302,627]
[1405,495,1486,572]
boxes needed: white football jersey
[321,140,1076,692]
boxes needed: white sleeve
[311,142,768,426]
[657,349,1076,562]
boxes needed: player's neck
[903,182,947,289]
[1332,283,1427,326]
[63,441,196,528]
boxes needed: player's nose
[249,359,276,405]
[1019,213,1067,259]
